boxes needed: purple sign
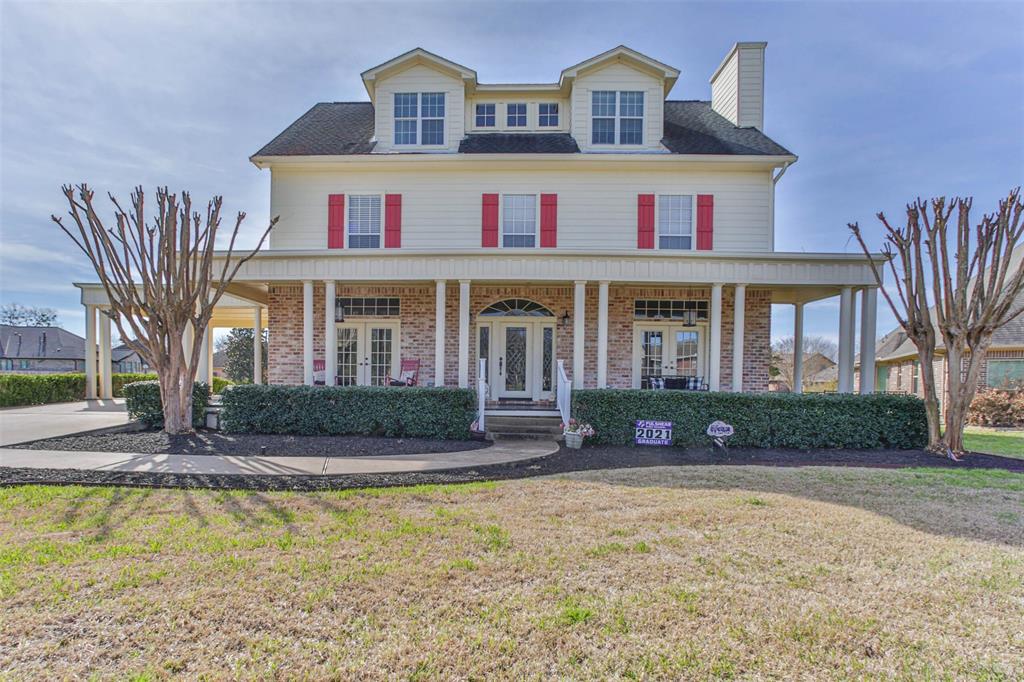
[635,419,673,446]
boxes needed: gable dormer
[362,48,476,153]
[560,46,679,152]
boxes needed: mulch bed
[8,430,490,458]
[1,443,1021,492]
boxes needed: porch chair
[644,375,708,391]
[386,359,420,387]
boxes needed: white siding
[571,63,665,152]
[464,96,570,132]
[268,166,773,252]
[710,52,739,126]
[736,46,764,130]
[372,64,465,153]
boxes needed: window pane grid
[591,90,643,145]
[336,297,400,317]
[539,103,559,127]
[347,195,381,248]
[658,195,693,250]
[502,194,536,248]
[507,103,527,127]
[634,299,708,324]
[475,103,495,127]
[394,93,418,145]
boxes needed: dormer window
[507,103,527,127]
[475,103,496,127]
[591,91,644,145]
[539,103,559,127]
[394,92,445,145]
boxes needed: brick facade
[267,282,773,391]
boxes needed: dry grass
[1,466,1022,680]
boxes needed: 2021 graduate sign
[635,420,673,445]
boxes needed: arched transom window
[479,299,554,317]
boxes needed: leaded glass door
[496,323,531,398]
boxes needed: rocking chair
[386,359,420,387]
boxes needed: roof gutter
[772,158,795,185]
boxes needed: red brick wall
[267,282,773,391]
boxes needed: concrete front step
[484,415,563,442]
[485,416,562,428]
[488,431,564,442]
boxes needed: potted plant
[562,419,595,449]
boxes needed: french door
[335,321,400,386]
[484,321,556,400]
[632,323,705,388]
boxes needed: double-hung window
[502,194,536,248]
[394,92,445,145]
[658,195,693,250]
[348,195,381,248]
[507,103,527,127]
[591,90,644,145]
[475,103,495,127]
[538,103,559,127]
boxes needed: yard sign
[635,420,673,446]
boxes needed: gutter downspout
[772,159,795,185]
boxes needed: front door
[336,321,400,386]
[495,323,531,398]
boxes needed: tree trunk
[943,341,990,454]
[916,347,942,449]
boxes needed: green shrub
[0,373,85,407]
[123,380,210,428]
[572,390,928,450]
[112,373,157,397]
[212,377,232,395]
[220,384,476,439]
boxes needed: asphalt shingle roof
[253,101,791,157]
[0,325,85,360]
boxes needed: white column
[435,279,446,387]
[792,302,805,393]
[324,280,336,386]
[458,280,470,388]
[837,286,853,393]
[253,307,263,385]
[197,325,211,385]
[302,280,314,385]
[708,283,723,391]
[84,305,97,399]
[98,309,112,399]
[731,284,746,392]
[860,288,878,394]
[573,280,587,389]
[846,288,858,389]
[597,281,610,389]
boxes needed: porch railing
[477,358,488,433]
[556,359,571,426]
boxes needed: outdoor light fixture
[559,310,571,327]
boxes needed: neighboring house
[75,44,882,404]
[770,352,837,392]
[856,245,1024,404]
[0,325,148,375]
[212,350,228,379]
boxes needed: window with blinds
[348,195,381,248]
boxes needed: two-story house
[76,44,883,408]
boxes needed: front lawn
[2,466,1021,678]
[965,426,1024,458]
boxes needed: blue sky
[1,1,1022,349]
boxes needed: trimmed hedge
[572,390,928,450]
[0,372,160,407]
[123,381,210,428]
[220,384,476,439]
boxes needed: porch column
[859,287,878,394]
[84,305,98,399]
[458,280,470,388]
[597,281,610,389]
[731,284,746,392]
[573,280,586,389]
[435,279,446,387]
[197,325,211,385]
[837,286,853,393]
[98,308,112,399]
[302,280,314,385]
[792,302,805,393]
[253,307,263,385]
[324,280,336,387]
[708,283,723,391]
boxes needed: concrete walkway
[0,439,559,475]
[0,400,130,446]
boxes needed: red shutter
[637,194,655,249]
[696,194,714,250]
[482,193,499,247]
[328,194,345,248]
[540,193,557,247]
[384,194,402,248]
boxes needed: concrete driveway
[0,400,131,447]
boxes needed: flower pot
[564,432,583,449]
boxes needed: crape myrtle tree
[53,185,277,434]
[850,188,1024,456]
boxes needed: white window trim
[505,102,529,128]
[474,102,497,129]
[498,192,541,250]
[590,89,646,148]
[538,102,560,128]
[393,92,446,148]
[345,193,385,250]
[655,193,696,252]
